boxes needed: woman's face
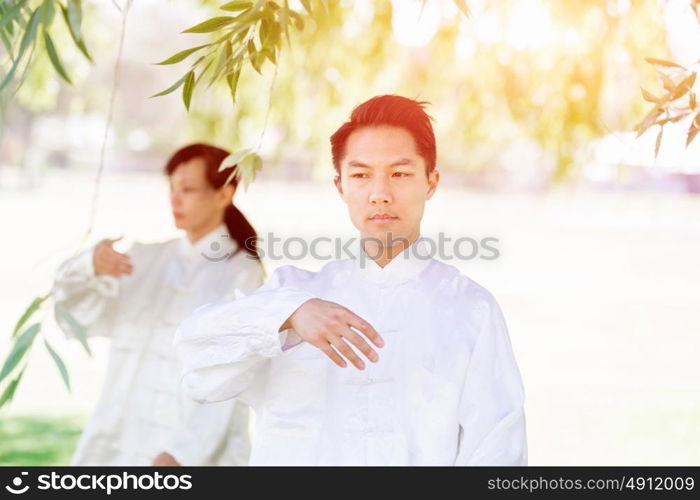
[168,157,232,233]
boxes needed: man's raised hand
[280,298,384,370]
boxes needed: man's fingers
[344,311,384,348]
[329,336,364,370]
[340,325,378,363]
[317,343,347,368]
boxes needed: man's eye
[351,173,368,178]
[393,172,412,177]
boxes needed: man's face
[335,125,439,248]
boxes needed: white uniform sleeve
[174,265,316,407]
[454,295,528,465]
[52,244,121,338]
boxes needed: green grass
[0,415,84,466]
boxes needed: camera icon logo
[5,472,29,494]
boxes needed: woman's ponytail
[224,203,260,260]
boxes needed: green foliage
[12,294,49,339]
[0,324,40,385]
[0,0,92,93]
[220,148,262,190]
[0,415,83,465]
[54,303,92,357]
[44,340,70,392]
[0,292,85,410]
[637,57,699,158]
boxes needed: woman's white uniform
[53,223,264,465]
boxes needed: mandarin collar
[351,236,433,287]
[177,222,237,264]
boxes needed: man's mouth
[369,214,398,223]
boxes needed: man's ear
[426,169,440,200]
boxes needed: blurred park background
[1,0,699,465]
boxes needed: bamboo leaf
[40,0,55,26]
[55,303,92,356]
[182,70,195,110]
[205,42,230,86]
[0,0,28,31]
[646,57,687,71]
[263,46,276,64]
[244,154,263,190]
[226,67,241,102]
[155,44,210,65]
[197,59,214,86]
[12,294,49,339]
[280,2,291,47]
[59,4,92,62]
[658,71,676,93]
[654,127,663,160]
[18,7,40,55]
[453,0,471,17]
[251,50,264,74]
[221,1,253,12]
[0,7,41,92]
[0,323,40,384]
[66,0,82,41]
[232,152,263,190]
[636,107,663,138]
[150,74,186,98]
[0,57,21,92]
[182,16,236,34]
[687,122,700,147]
[0,367,26,409]
[246,38,256,58]
[44,340,70,392]
[0,30,12,56]
[670,72,696,101]
[220,148,251,172]
[289,10,304,30]
[259,15,269,46]
[641,88,660,103]
[44,31,72,84]
[653,112,690,126]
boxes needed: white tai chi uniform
[174,238,527,465]
[53,223,263,465]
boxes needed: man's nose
[369,176,392,205]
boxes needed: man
[174,95,528,465]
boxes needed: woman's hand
[93,237,133,277]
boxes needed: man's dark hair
[330,94,437,176]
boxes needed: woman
[53,143,264,465]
